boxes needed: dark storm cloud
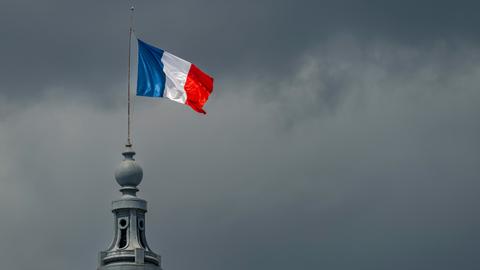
[0,1,480,270]
[1,59,479,270]
[1,0,480,104]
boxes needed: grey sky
[0,1,479,270]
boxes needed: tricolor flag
[136,39,214,114]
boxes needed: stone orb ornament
[114,147,143,188]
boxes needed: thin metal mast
[127,5,134,146]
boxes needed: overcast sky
[0,1,480,270]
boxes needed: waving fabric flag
[137,39,214,114]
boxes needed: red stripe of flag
[184,64,214,114]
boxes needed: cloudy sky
[1,1,480,269]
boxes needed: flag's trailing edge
[137,39,214,114]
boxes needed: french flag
[136,39,214,114]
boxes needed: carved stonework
[98,146,161,270]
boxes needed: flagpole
[127,5,134,147]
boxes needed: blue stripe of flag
[137,39,166,98]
